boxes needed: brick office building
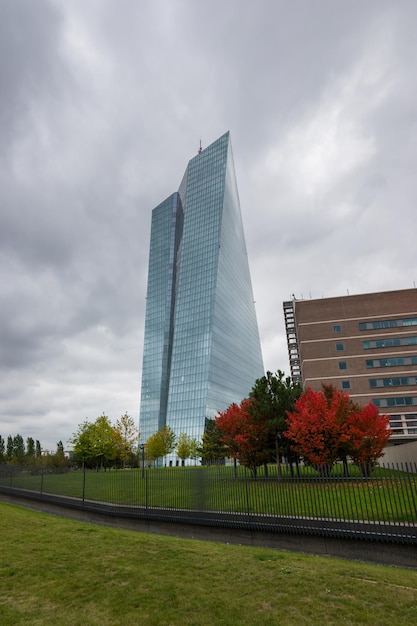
[283,289,417,442]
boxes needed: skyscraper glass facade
[139,132,264,452]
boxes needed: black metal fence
[0,462,416,544]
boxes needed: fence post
[40,464,44,495]
[245,473,251,515]
[82,462,86,504]
[145,469,149,511]
[403,462,417,521]
[139,444,145,479]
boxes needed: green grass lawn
[2,465,416,523]
[0,502,416,625]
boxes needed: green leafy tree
[249,370,302,475]
[70,420,96,468]
[6,436,13,462]
[114,413,139,468]
[199,419,227,465]
[13,434,25,464]
[46,440,69,469]
[35,440,42,459]
[0,435,5,463]
[26,437,35,463]
[189,438,200,465]
[176,433,191,463]
[145,425,176,465]
[176,433,198,465]
[145,433,166,463]
[90,414,115,470]
[71,416,115,470]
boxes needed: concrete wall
[1,492,416,569]
[383,440,417,464]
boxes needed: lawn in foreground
[0,503,416,626]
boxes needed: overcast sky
[1,0,416,451]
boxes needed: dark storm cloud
[0,0,416,450]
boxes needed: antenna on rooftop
[198,139,202,154]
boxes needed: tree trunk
[276,440,282,479]
[359,462,372,477]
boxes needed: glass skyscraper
[139,132,264,453]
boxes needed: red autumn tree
[344,403,391,474]
[284,386,350,471]
[285,385,391,474]
[215,402,245,461]
[215,398,270,476]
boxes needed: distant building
[139,132,264,455]
[284,289,417,442]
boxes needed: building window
[366,356,417,368]
[360,318,417,331]
[338,362,347,370]
[359,320,398,330]
[336,343,344,351]
[403,318,417,326]
[363,336,417,349]
[333,325,341,333]
[341,380,351,389]
[369,376,417,388]
[372,396,417,407]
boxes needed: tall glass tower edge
[139,132,264,456]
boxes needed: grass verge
[0,502,416,625]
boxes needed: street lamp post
[138,444,145,478]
